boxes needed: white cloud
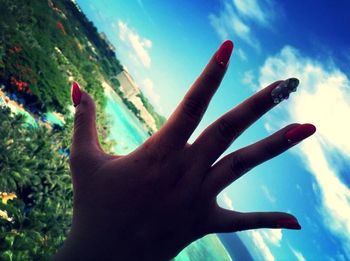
[208,13,229,41]
[261,185,277,203]
[208,2,260,51]
[231,14,251,41]
[262,229,282,246]
[248,230,275,261]
[242,70,258,89]
[259,46,350,258]
[118,20,152,68]
[247,228,282,260]
[142,78,160,105]
[232,0,269,24]
[222,192,234,210]
[235,47,247,61]
[290,246,306,261]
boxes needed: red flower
[56,21,67,35]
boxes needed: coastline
[101,80,142,127]
[101,80,150,154]
[102,80,150,135]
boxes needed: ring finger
[191,78,300,168]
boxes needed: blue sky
[76,0,350,260]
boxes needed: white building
[117,71,157,132]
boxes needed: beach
[103,80,150,154]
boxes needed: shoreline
[101,79,150,154]
[0,89,65,128]
[101,80,151,134]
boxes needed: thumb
[71,81,101,153]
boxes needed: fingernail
[71,81,82,107]
[285,123,316,144]
[215,40,234,68]
[271,78,299,104]
[276,218,301,229]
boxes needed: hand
[55,40,316,260]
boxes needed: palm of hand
[71,141,220,260]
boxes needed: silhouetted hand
[54,40,316,261]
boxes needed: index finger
[155,40,234,150]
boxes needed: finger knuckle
[74,109,85,127]
[202,72,221,86]
[248,97,263,119]
[182,96,206,120]
[142,137,171,165]
[69,149,87,169]
[261,142,277,159]
[217,118,238,141]
[69,150,105,179]
[229,153,249,178]
[68,151,83,174]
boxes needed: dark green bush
[0,107,73,260]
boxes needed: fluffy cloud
[242,70,257,89]
[235,47,247,61]
[248,230,275,261]
[209,0,275,52]
[247,226,282,260]
[248,228,283,260]
[142,78,160,105]
[118,20,152,68]
[258,46,350,258]
[261,229,282,246]
[233,0,269,24]
[209,2,260,51]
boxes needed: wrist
[54,224,170,261]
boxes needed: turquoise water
[105,89,150,154]
[45,112,64,126]
[104,89,232,261]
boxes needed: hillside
[0,0,164,259]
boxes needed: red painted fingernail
[285,123,316,144]
[71,81,82,107]
[276,218,301,229]
[215,40,234,68]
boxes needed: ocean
[105,88,150,155]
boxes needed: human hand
[55,40,316,261]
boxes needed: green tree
[0,107,72,260]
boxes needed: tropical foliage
[0,0,166,258]
[0,107,72,260]
[0,0,124,258]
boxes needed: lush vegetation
[137,92,167,130]
[0,107,73,260]
[0,0,123,114]
[0,0,165,259]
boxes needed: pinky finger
[209,208,301,233]
[203,123,316,198]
